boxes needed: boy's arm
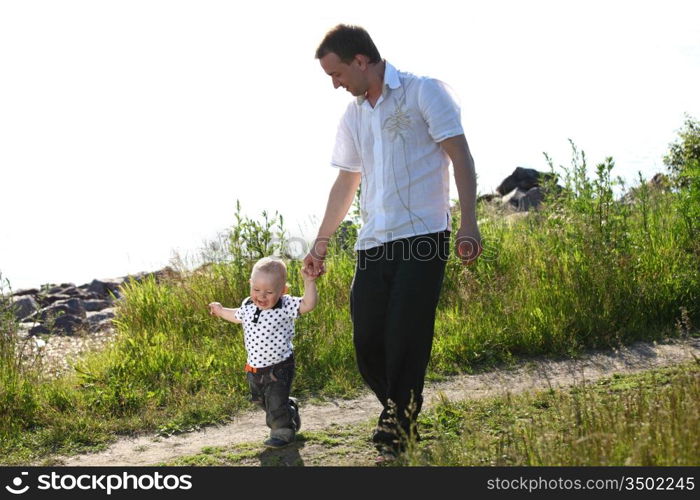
[298,269,318,315]
[209,302,243,324]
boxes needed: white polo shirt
[234,295,302,368]
[331,61,464,250]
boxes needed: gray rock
[502,188,526,210]
[29,324,51,335]
[496,167,557,196]
[12,295,38,321]
[84,299,113,312]
[47,283,76,295]
[42,294,74,306]
[477,193,501,203]
[87,309,116,332]
[96,318,115,332]
[86,279,107,296]
[87,309,115,325]
[53,298,86,318]
[33,299,87,323]
[53,314,85,335]
[503,186,546,212]
[87,279,123,298]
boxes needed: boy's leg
[263,360,297,443]
[246,372,265,408]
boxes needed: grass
[406,361,700,466]
[1,133,699,465]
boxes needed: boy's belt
[245,363,270,374]
[245,355,294,374]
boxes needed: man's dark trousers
[350,230,449,451]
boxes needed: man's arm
[439,134,482,264]
[304,169,361,276]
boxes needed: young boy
[209,257,318,448]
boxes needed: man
[303,24,481,460]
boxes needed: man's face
[249,271,285,310]
[319,52,368,97]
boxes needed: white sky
[1,0,699,290]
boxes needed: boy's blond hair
[251,257,287,288]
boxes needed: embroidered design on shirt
[384,90,429,235]
[383,98,412,142]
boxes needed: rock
[93,279,125,298]
[52,298,87,318]
[29,324,51,335]
[87,309,115,325]
[87,309,116,332]
[496,167,557,196]
[621,172,672,205]
[87,279,111,297]
[42,294,74,306]
[477,193,501,203]
[11,288,40,297]
[121,267,180,286]
[47,283,77,295]
[96,318,115,332]
[84,299,113,312]
[12,295,38,321]
[503,186,546,212]
[32,299,87,323]
[52,314,85,335]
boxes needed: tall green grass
[407,362,700,466]
[0,135,698,464]
[1,276,41,440]
[428,146,699,373]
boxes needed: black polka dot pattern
[234,294,302,368]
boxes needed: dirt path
[58,337,700,466]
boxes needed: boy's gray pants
[246,355,298,442]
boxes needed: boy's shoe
[263,437,292,449]
[374,448,398,466]
[289,397,301,431]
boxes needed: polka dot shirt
[234,294,302,368]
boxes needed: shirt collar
[244,297,283,310]
[357,60,401,105]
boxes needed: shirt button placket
[371,106,385,238]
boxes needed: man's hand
[455,224,482,265]
[303,238,328,278]
[300,264,318,282]
[304,170,361,278]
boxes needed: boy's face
[249,271,286,310]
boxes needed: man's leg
[351,246,391,408]
[379,231,449,450]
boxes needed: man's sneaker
[263,437,292,449]
[289,397,301,431]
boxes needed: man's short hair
[251,257,287,287]
[315,24,381,64]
